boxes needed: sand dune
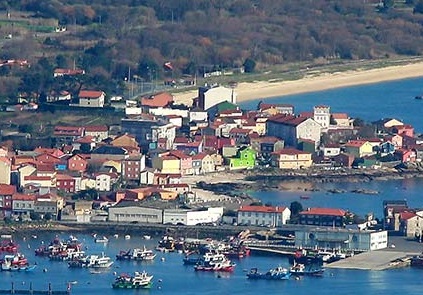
[172,61,423,106]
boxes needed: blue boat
[247,266,291,280]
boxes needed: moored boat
[289,262,324,277]
[0,240,18,253]
[247,266,291,280]
[1,253,36,272]
[132,247,156,261]
[112,271,153,289]
[116,249,132,261]
[194,251,236,272]
[94,236,109,243]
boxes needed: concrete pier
[325,250,417,270]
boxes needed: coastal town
[3,1,423,294]
[0,62,423,267]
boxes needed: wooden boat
[247,266,291,280]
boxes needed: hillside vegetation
[1,0,423,98]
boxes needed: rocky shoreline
[195,167,423,197]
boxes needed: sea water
[1,233,423,295]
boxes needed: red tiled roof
[192,152,208,160]
[272,148,310,155]
[174,137,190,144]
[54,68,84,75]
[0,184,16,195]
[300,208,346,216]
[332,113,348,119]
[238,205,287,213]
[169,150,190,159]
[75,135,95,144]
[84,125,108,132]
[400,211,417,220]
[54,126,84,136]
[24,175,52,181]
[258,102,294,111]
[12,193,36,201]
[344,140,367,147]
[56,174,75,180]
[141,92,173,108]
[299,111,313,118]
[229,128,251,134]
[79,90,103,98]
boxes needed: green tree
[290,201,303,217]
[30,211,41,221]
[243,58,256,73]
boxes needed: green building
[228,147,256,170]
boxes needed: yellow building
[271,148,312,169]
[152,155,180,174]
[343,140,374,158]
[102,160,122,174]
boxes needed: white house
[78,90,105,108]
[197,85,237,110]
[95,173,114,191]
[237,205,291,227]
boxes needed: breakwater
[3,222,256,240]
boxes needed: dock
[325,250,417,270]
[0,283,70,295]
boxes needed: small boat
[112,271,153,289]
[132,247,156,261]
[415,95,423,100]
[300,195,310,200]
[94,236,109,243]
[289,262,324,277]
[116,249,132,261]
[247,266,291,280]
[143,235,151,240]
[125,235,131,240]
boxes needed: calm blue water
[4,78,423,294]
[2,233,423,295]
[250,177,423,219]
[240,76,423,133]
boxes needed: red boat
[0,240,18,253]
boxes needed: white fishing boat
[94,236,109,243]
[83,254,114,268]
[125,235,131,240]
[132,247,156,261]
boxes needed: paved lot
[326,236,422,270]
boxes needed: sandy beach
[172,61,423,106]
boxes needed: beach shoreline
[172,61,423,106]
